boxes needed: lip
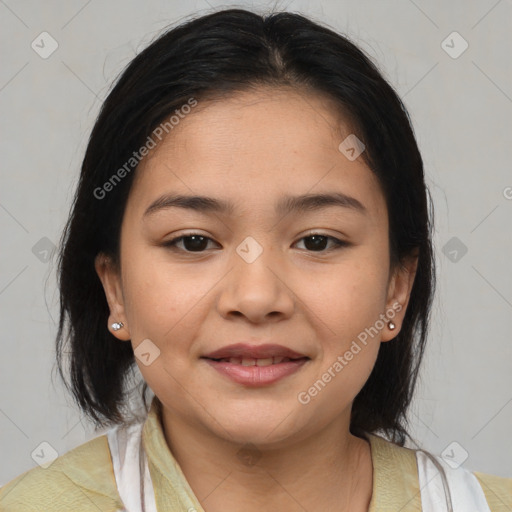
[202,343,308,360]
[203,358,309,387]
[201,343,309,387]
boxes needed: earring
[388,321,396,330]
[111,322,124,331]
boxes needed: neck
[160,407,374,512]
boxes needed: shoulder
[366,433,423,510]
[473,471,512,511]
[415,445,512,512]
[367,433,512,511]
[0,432,124,512]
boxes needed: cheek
[307,257,389,336]
[300,267,384,410]
[119,241,173,333]
[121,245,214,339]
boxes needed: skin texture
[96,86,418,511]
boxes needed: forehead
[128,87,387,221]
[145,87,350,162]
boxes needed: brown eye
[163,232,348,254]
[164,234,217,252]
[295,234,348,252]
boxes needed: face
[96,87,417,448]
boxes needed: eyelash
[162,232,349,254]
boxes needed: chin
[203,401,304,447]
[221,424,296,449]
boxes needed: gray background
[1,0,511,486]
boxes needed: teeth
[256,358,274,366]
[217,356,295,365]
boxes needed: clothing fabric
[1,396,510,511]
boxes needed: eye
[162,232,349,254]
[294,233,349,252]
[163,233,219,253]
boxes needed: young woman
[1,7,510,512]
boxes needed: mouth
[201,343,310,386]
[206,355,306,366]
[202,342,308,360]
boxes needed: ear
[94,253,131,341]
[381,249,419,342]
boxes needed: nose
[216,239,295,324]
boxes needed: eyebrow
[143,191,367,219]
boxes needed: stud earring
[388,321,396,330]
[111,322,124,331]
